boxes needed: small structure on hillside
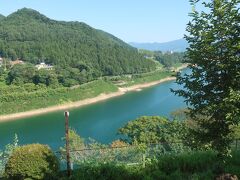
[10,59,25,66]
[144,55,154,59]
[35,62,53,70]
[0,57,3,67]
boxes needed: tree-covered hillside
[138,49,184,68]
[0,8,156,76]
[0,14,4,21]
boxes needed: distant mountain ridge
[0,8,155,76]
[129,39,188,52]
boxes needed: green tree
[33,69,49,84]
[118,116,187,145]
[173,0,240,156]
[4,144,59,180]
[7,63,36,85]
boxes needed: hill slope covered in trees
[0,14,4,21]
[0,8,156,76]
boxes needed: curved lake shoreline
[0,64,188,123]
[0,76,176,122]
[0,68,189,149]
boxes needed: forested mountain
[129,39,188,52]
[0,8,156,76]
[139,49,184,68]
[0,14,4,21]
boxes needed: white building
[35,62,53,70]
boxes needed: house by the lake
[35,62,53,70]
[144,55,154,59]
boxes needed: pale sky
[0,0,192,43]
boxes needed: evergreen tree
[174,0,240,156]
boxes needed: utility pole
[64,111,71,177]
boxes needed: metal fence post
[64,111,71,177]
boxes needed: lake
[0,69,188,150]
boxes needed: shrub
[4,144,59,180]
[59,151,240,179]
[143,151,240,178]
[144,151,217,176]
[71,163,141,180]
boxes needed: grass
[0,69,175,115]
[0,80,118,115]
[59,150,240,180]
[108,70,175,87]
[143,151,240,179]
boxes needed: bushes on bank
[70,164,141,180]
[3,143,240,179]
[4,144,59,180]
[142,151,240,179]
[0,80,118,115]
[67,151,240,180]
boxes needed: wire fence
[56,142,190,169]
[57,139,240,170]
[1,139,240,174]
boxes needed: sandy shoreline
[119,76,176,93]
[0,64,188,122]
[0,91,125,122]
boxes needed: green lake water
[0,69,189,150]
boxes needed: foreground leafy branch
[173,0,240,157]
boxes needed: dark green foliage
[143,151,216,179]
[139,49,184,68]
[70,164,141,180]
[150,151,217,174]
[118,116,187,144]
[0,8,156,78]
[7,63,36,85]
[0,14,4,21]
[4,63,95,87]
[155,51,184,68]
[224,151,240,176]
[61,151,240,179]
[4,144,59,180]
[143,151,240,179]
[34,68,59,88]
[173,0,240,156]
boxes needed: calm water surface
[0,69,189,150]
